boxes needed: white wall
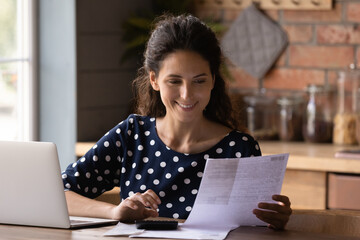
[38,0,77,170]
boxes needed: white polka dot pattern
[62,114,262,220]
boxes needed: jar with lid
[277,95,304,141]
[244,91,278,140]
[333,69,360,145]
[302,84,335,143]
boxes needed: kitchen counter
[259,141,360,173]
[76,141,360,173]
[260,141,360,210]
[76,141,360,210]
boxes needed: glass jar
[277,95,304,141]
[333,70,360,145]
[357,89,360,145]
[244,91,278,140]
[302,84,335,143]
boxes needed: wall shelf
[194,0,333,10]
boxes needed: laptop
[0,140,118,229]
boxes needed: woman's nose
[180,83,193,100]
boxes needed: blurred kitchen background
[1,0,360,169]
[3,0,360,212]
[74,0,360,146]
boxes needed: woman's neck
[155,115,231,154]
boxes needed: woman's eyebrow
[166,73,208,78]
[193,73,208,78]
[167,74,182,78]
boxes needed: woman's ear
[149,71,160,91]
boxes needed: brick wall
[76,1,359,141]
[195,0,360,91]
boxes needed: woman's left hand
[253,194,292,230]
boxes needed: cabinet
[260,141,360,210]
[76,141,360,210]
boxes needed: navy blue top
[62,114,262,219]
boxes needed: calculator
[135,220,178,230]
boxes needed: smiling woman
[62,14,292,230]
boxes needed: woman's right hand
[111,189,161,223]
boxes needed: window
[0,0,36,141]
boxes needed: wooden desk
[2,210,360,239]
[287,209,360,238]
[0,222,357,240]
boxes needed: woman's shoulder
[206,120,255,142]
[226,130,261,156]
[229,129,255,140]
[116,114,155,128]
[102,114,154,139]
[228,130,259,146]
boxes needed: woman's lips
[177,102,197,111]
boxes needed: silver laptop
[0,140,118,228]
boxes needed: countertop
[76,141,360,174]
[259,141,360,174]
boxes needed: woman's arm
[65,190,116,219]
[65,189,161,222]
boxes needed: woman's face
[150,50,214,123]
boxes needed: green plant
[121,0,191,63]
[120,0,225,64]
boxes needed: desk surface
[0,224,358,240]
[2,210,360,239]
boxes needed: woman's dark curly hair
[132,14,240,130]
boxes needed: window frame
[0,0,37,141]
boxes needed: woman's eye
[168,80,180,84]
[194,79,206,84]
[168,79,181,84]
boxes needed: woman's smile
[176,102,198,111]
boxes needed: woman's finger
[254,208,289,222]
[129,193,155,209]
[116,198,159,223]
[129,191,160,210]
[121,198,140,210]
[272,194,291,207]
[256,214,285,230]
[141,190,161,209]
[257,202,292,215]
[144,189,161,204]
[253,210,288,230]
[143,207,159,218]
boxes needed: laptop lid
[0,141,117,228]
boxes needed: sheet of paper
[104,222,144,236]
[130,224,229,240]
[184,153,289,230]
[104,223,228,240]
[104,153,289,240]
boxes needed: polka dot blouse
[62,114,262,219]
